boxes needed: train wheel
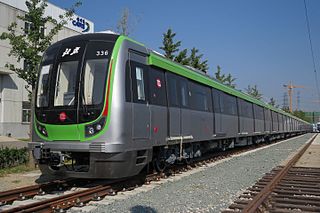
[153,147,167,172]
[153,155,167,172]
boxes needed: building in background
[0,0,94,138]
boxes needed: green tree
[174,48,190,65]
[0,0,81,93]
[292,110,311,123]
[281,106,290,113]
[188,47,209,73]
[245,85,263,100]
[160,28,181,60]
[214,65,236,88]
[160,28,208,73]
[225,74,236,88]
[215,65,226,82]
[268,97,278,107]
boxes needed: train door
[129,52,150,141]
[148,67,167,146]
[166,72,181,137]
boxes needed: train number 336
[96,50,108,56]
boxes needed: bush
[0,147,29,169]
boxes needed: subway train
[28,33,311,179]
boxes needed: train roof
[49,33,120,47]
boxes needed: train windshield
[35,40,114,124]
[36,45,60,108]
[81,41,110,106]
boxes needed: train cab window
[149,68,167,106]
[54,61,79,106]
[36,45,60,108]
[37,65,51,107]
[53,42,85,107]
[82,41,111,106]
[135,67,146,101]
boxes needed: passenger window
[254,105,264,120]
[135,67,145,101]
[189,81,212,112]
[219,92,237,115]
[239,99,253,118]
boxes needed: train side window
[135,67,145,101]
[239,99,253,118]
[220,92,237,115]
[148,67,167,106]
[130,61,148,104]
[254,105,264,120]
[166,73,179,107]
[189,81,212,112]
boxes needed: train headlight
[85,117,106,137]
[88,127,95,135]
[36,123,48,137]
[96,124,102,131]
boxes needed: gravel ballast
[86,134,314,213]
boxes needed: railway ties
[223,133,320,213]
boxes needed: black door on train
[166,72,181,137]
[129,52,150,141]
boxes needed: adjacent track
[224,133,319,213]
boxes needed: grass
[0,164,37,177]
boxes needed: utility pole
[283,81,304,113]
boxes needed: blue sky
[50,0,320,112]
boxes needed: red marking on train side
[153,127,158,133]
[103,59,113,116]
[156,78,162,88]
[59,112,67,122]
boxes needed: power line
[303,0,320,108]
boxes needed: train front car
[29,33,150,179]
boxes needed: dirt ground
[281,134,320,168]
[0,169,62,192]
[295,144,320,168]
[0,170,41,191]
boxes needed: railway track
[0,134,304,213]
[223,133,319,213]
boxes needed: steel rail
[241,133,318,213]
[0,179,73,205]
